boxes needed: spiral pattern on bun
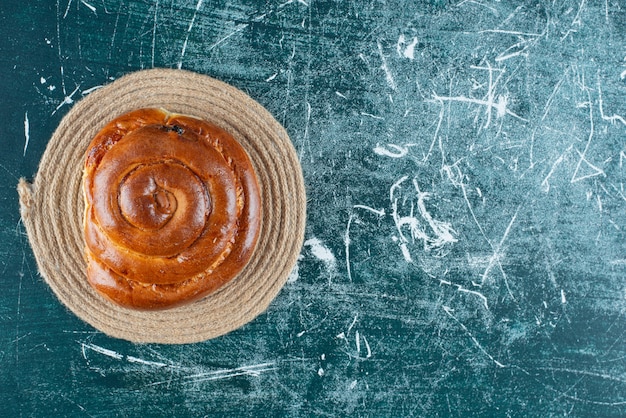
[83,108,261,310]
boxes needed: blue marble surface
[1,0,625,416]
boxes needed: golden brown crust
[83,108,261,310]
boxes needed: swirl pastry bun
[83,108,261,310]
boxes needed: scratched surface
[1,0,626,416]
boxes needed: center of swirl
[154,187,176,215]
[119,166,177,230]
[118,163,199,232]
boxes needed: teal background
[2,0,626,416]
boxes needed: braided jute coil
[17,68,306,344]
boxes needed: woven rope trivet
[17,68,306,344]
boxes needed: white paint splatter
[493,94,508,117]
[345,215,355,281]
[373,143,408,158]
[345,207,383,283]
[541,149,571,193]
[360,111,384,120]
[390,177,457,262]
[82,343,123,360]
[126,356,168,368]
[597,74,626,126]
[431,63,528,130]
[287,258,300,283]
[432,92,519,126]
[81,341,277,384]
[281,0,309,7]
[399,242,412,262]
[151,0,159,68]
[207,23,250,51]
[23,112,29,157]
[377,41,397,91]
[52,84,80,115]
[441,279,489,310]
[412,178,458,248]
[63,0,74,19]
[346,314,358,335]
[40,77,46,84]
[396,34,418,60]
[80,0,97,14]
[81,85,103,95]
[304,237,337,275]
[362,335,372,358]
[178,363,277,384]
[571,135,605,183]
[352,205,385,217]
[392,236,414,263]
[178,0,204,69]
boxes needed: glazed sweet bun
[82,108,261,310]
